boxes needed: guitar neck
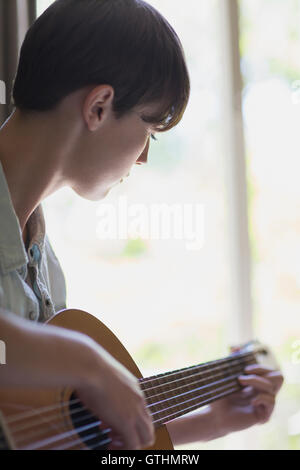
[139,349,262,427]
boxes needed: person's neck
[0,108,71,232]
[22,223,29,249]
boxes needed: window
[239,0,300,450]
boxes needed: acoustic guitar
[0,308,277,450]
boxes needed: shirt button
[29,310,38,321]
[29,244,41,264]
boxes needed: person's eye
[150,133,158,141]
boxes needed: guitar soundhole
[69,392,112,450]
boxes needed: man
[0,0,283,450]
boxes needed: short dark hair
[12,0,190,132]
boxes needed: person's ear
[82,84,114,132]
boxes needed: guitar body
[0,309,173,450]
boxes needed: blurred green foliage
[121,238,149,258]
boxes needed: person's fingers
[240,385,254,396]
[238,374,276,395]
[236,385,255,402]
[135,400,155,449]
[243,364,274,375]
[243,365,284,393]
[252,392,275,406]
[110,430,124,449]
[109,413,143,450]
[264,370,284,393]
[251,392,275,423]
[136,413,155,449]
[121,423,142,450]
[119,407,154,450]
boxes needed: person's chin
[73,185,112,202]
[89,187,111,201]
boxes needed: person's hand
[76,348,155,450]
[212,364,284,436]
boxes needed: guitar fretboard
[139,349,263,427]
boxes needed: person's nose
[136,137,150,165]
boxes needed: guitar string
[11,359,251,444]
[4,353,257,449]
[55,432,111,450]
[10,354,253,437]
[151,384,240,426]
[140,350,258,383]
[150,379,240,419]
[24,347,261,450]
[31,386,239,450]
[13,370,246,449]
[7,353,253,436]
[19,381,241,450]
[4,350,256,427]
[3,396,83,425]
[146,373,247,412]
[8,398,102,436]
[7,356,255,450]
[141,357,254,397]
[86,384,241,451]
[47,382,242,451]
[21,419,103,450]
[79,384,241,451]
